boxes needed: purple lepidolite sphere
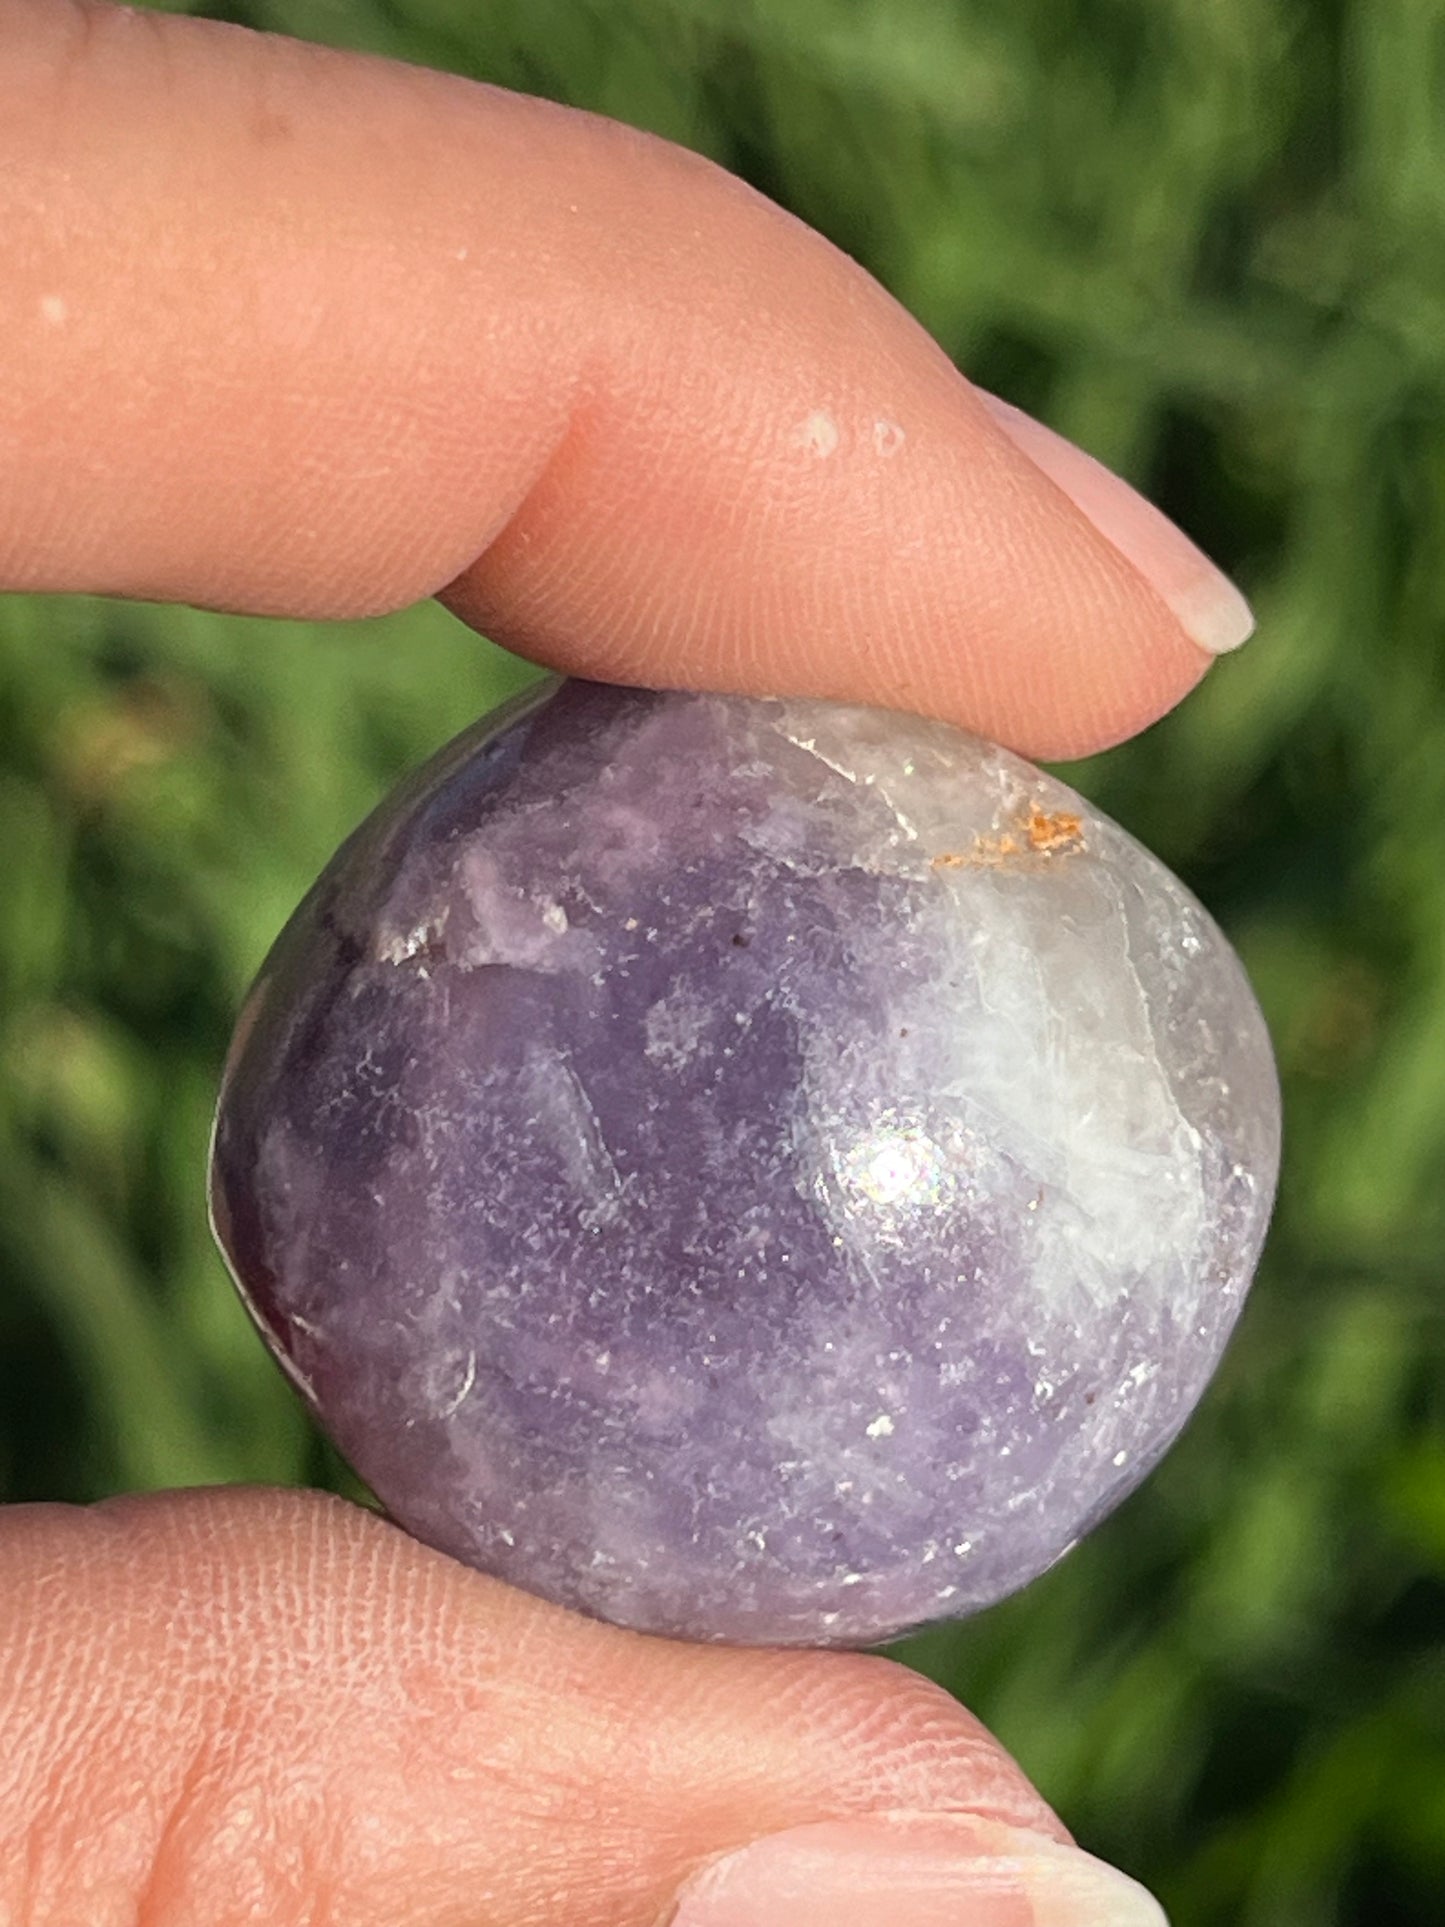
[211,681,1279,1647]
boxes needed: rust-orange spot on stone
[1026,809,1084,856]
[932,809,1083,871]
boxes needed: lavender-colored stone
[211,681,1279,1647]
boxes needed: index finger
[0,1,1251,758]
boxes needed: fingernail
[668,1813,1168,1926]
[977,389,1255,656]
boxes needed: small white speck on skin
[542,901,568,934]
[865,1412,895,1439]
[39,294,68,326]
[792,408,840,459]
[207,1801,260,1854]
[872,417,906,456]
[1113,1450,1130,1467]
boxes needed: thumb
[1,1487,1164,1926]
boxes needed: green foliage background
[2,2,1443,1921]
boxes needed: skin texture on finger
[0,1488,1065,1927]
[0,0,1215,757]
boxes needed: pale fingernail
[668,1813,1169,1927]
[977,389,1255,656]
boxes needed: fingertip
[974,388,1254,661]
[0,3,1226,766]
[667,1815,1167,1927]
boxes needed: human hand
[0,5,1254,1922]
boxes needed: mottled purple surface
[211,682,1280,1646]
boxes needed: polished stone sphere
[211,682,1280,1646]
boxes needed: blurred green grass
[2,2,1443,1922]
